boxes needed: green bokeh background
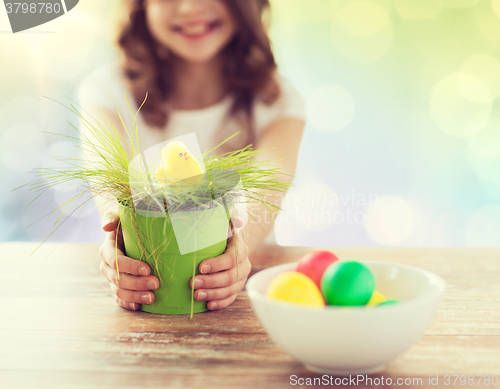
[0,0,499,247]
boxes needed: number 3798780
[5,3,62,14]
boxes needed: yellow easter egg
[367,290,387,306]
[266,271,324,307]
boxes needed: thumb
[102,211,120,232]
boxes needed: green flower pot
[118,201,229,315]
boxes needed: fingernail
[146,280,158,290]
[139,267,148,276]
[210,303,218,310]
[129,302,137,310]
[141,293,152,303]
[201,265,211,274]
[197,291,207,300]
[102,215,115,228]
[194,279,203,288]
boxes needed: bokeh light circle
[364,195,415,245]
[307,85,355,133]
[467,120,500,201]
[332,1,389,36]
[473,3,500,43]
[36,140,96,220]
[0,95,48,129]
[280,182,340,232]
[465,205,500,246]
[474,137,500,184]
[403,203,451,247]
[272,0,333,23]
[442,0,479,8]
[395,0,442,19]
[430,73,492,137]
[0,124,47,173]
[331,1,393,63]
[493,0,500,19]
[274,213,308,246]
[460,55,500,99]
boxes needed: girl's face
[145,0,237,64]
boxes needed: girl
[78,0,306,312]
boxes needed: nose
[177,0,206,15]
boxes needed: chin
[172,47,225,64]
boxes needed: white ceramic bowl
[246,260,445,375]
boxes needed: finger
[116,223,124,251]
[198,252,235,275]
[229,203,248,234]
[110,283,155,305]
[194,283,241,301]
[102,211,120,232]
[198,240,247,274]
[191,268,237,289]
[207,293,238,310]
[191,263,251,290]
[100,240,151,276]
[115,295,140,311]
[104,223,125,260]
[100,260,159,291]
[227,217,245,240]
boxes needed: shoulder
[77,62,134,113]
[253,75,307,135]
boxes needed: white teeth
[182,24,208,35]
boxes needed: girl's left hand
[190,220,251,310]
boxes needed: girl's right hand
[99,212,159,310]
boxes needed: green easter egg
[320,261,375,306]
[377,299,399,306]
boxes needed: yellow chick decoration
[155,141,204,185]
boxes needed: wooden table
[1,243,499,388]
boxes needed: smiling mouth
[171,20,222,39]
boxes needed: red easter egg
[296,250,339,289]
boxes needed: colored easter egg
[321,261,375,306]
[378,300,399,306]
[266,271,324,307]
[296,250,339,289]
[367,290,387,306]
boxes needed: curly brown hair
[116,0,280,152]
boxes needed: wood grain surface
[0,243,499,388]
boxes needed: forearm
[241,192,280,253]
[239,171,291,264]
[237,117,305,262]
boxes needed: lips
[171,20,222,39]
